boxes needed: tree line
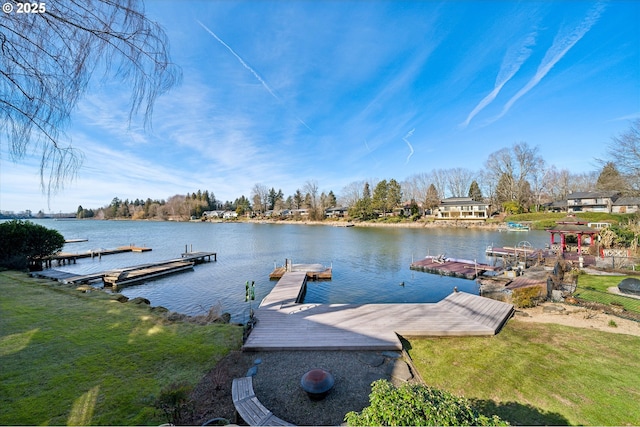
[76,120,639,221]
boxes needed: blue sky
[1,0,639,213]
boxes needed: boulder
[110,293,129,303]
[129,296,151,305]
[618,278,640,296]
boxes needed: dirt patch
[515,302,640,336]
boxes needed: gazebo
[547,215,599,254]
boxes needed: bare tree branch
[0,0,181,199]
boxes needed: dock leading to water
[41,245,152,268]
[32,251,217,289]
[243,271,514,351]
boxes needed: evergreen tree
[372,180,388,215]
[387,179,402,213]
[596,162,627,192]
[424,184,440,213]
[468,180,483,202]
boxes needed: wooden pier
[410,256,500,280]
[181,251,217,263]
[41,245,152,268]
[243,271,515,351]
[32,251,216,289]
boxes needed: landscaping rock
[386,359,413,381]
[618,278,640,296]
[129,297,151,305]
[543,304,566,314]
[357,353,385,367]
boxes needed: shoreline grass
[408,320,640,425]
[0,271,242,425]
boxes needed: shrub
[344,379,508,426]
[155,382,194,425]
[511,286,544,308]
[0,220,65,270]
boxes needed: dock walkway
[32,251,217,288]
[243,272,514,351]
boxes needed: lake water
[28,219,550,323]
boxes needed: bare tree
[1,0,180,195]
[430,169,448,199]
[484,142,543,211]
[604,119,640,195]
[339,180,365,207]
[546,166,572,201]
[303,180,321,219]
[402,173,429,203]
[529,159,549,211]
[251,183,269,214]
[444,167,475,198]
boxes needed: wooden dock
[103,260,194,289]
[410,256,500,280]
[243,272,515,351]
[269,260,331,280]
[42,245,152,268]
[32,251,216,288]
[181,251,217,263]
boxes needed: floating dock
[269,260,331,280]
[103,260,195,289]
[410,256,500,280]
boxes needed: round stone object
[618,278,640,296]
[300,368,334,400]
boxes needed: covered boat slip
[243,272,515,351]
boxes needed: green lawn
[0,271,242,425]
[575,274,640,314]
[408,319,640,426]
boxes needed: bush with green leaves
[344,379,508,426]
[0,220,65,270]
[511,286,544,308]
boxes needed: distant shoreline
[244,218,504,230]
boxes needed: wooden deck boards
[243,272,515,351]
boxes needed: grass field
[575,274,640,314]
[0,271,242,425]
[408,319,640,426]
[3,270,640,426]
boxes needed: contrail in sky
[197,20,313,132]
[461,31,537,128]
[403,129,415,164]
[196,20,280,101]
[491,1,607,122]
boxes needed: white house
[435,197,489,220]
